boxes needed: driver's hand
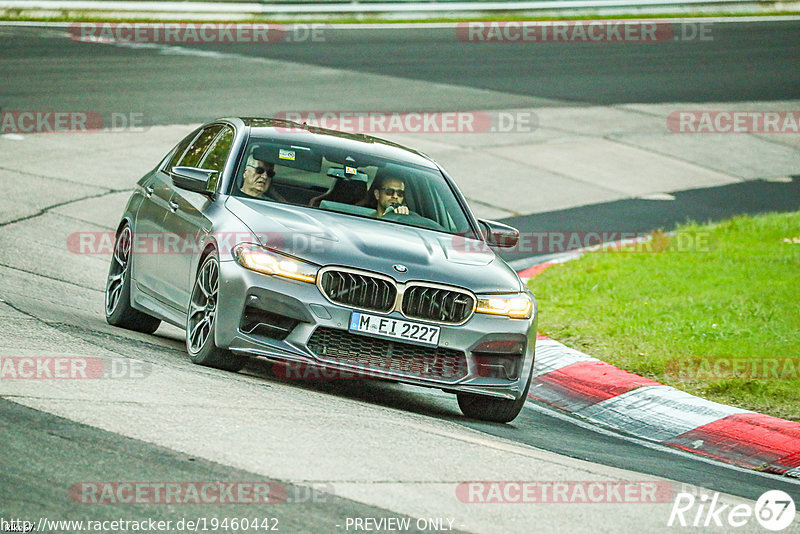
[395,205,409,215]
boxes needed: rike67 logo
[668,490,796,531]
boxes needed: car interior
[230,140,470,234]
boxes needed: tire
[105,225,161,334]
[186,253,246,372]
[457,367,533,423]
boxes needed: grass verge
[530,210,800,421]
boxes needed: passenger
[240,156,287,202]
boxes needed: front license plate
[349,312,440,347]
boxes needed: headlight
[233,243,318,283]
[475,293,533,319]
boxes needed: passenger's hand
[394,205,409,215]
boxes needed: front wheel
[457,370,532,423]
[105,225,161,334]
[186,253,246,372]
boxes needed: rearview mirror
[252,143,322,172]
[171,166,217,194]
[327,167,369,182]
[479,219,519,248]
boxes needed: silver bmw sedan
[105,117,537,423]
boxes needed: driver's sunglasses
[248,165,276,178]
[381,187,405,197]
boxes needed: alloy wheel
[105,226,132,316]
[187,256,219,354]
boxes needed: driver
[240,154,287,203]
[372,175,410,218]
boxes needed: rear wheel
[105,225,161,334]
[186,253,246,372]
[457,368,532,423]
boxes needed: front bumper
[216,259,537,401]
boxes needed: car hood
[225,197,522,293]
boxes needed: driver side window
[199,127,234,194]
[166,129,201,171]
[176,125,224,169]
[200,127,234,174]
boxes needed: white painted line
[532,338,599,377]
[637,192,676,201]
[4,18,800,30]
[577,385,750,442]
[0,0,762,14]
[295,16,800,27]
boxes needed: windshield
[229,137,475,235]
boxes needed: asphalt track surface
[176,22,800,106]
[1,21,799,124]
[2,399,435,533]
[2,21,800,532]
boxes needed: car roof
[236,117,439,170]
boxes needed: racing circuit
[1,19,800,533]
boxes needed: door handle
[144,186,154,197]
[169,201,179,213]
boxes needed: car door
[160,124,233,311]
[132,128,202,299]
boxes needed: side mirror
[479,219,519,248]
[171,166,217,194]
